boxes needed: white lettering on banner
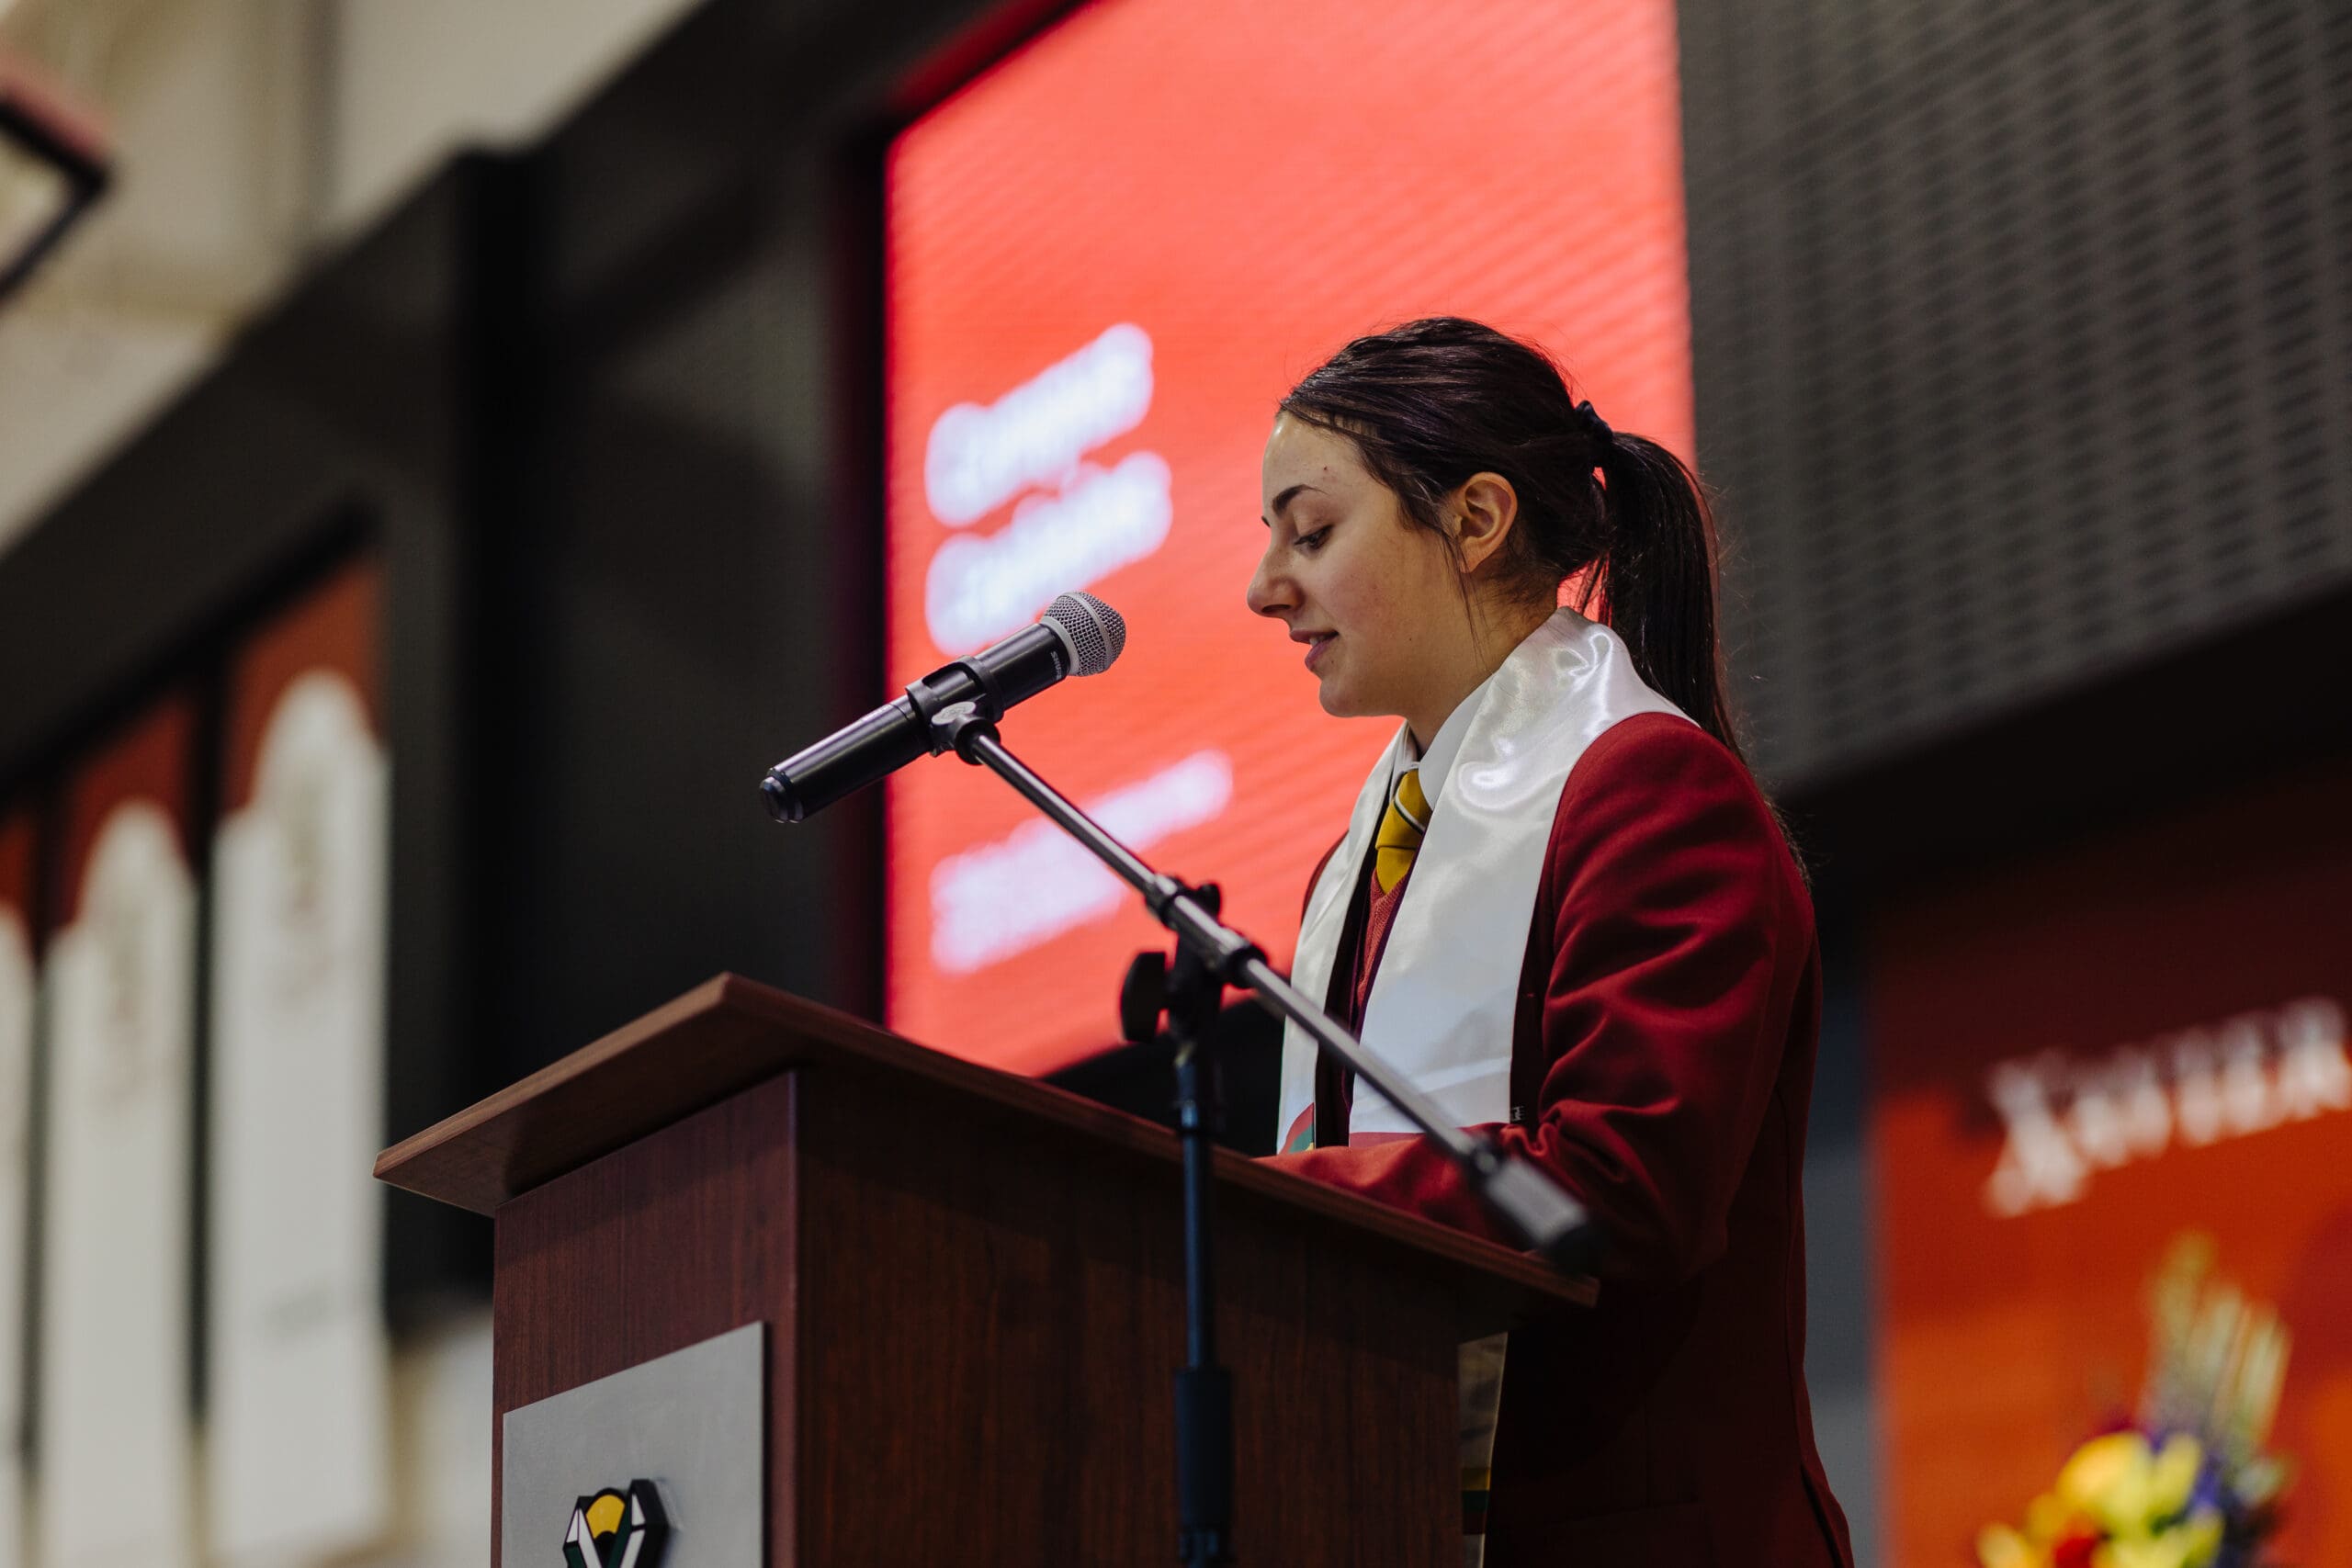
[1983,997,2352,1216]
[924,452,1173,653]
[931,750,1233,974]
[925,324,1155,527]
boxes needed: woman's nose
[1245,546,1289,618]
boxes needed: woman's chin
[1316,680,1371,719]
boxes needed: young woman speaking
[1250,318,1853,1567]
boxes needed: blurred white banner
[208,671,393,1563]
[40,799,197,1568]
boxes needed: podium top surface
[376,974,1592,1313]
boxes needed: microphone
[762,592,1126,823]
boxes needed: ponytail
[1584,429,1745,766]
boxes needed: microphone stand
[913,700,1599,1565]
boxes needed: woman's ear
[1452,472,1521,575]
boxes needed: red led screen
[886,0,1694,1073]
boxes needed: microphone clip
[905,658,1007,760]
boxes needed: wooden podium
[376,974,1591,1565]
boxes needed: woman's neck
[1406,595,1556,748]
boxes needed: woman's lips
[1305,633,1336,671]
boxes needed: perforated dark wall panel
[1681,1,2352,788]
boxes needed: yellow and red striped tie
[1374,765,1429,894]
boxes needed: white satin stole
[1275,606,1690,1141]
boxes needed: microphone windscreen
[1043,592,1125,675]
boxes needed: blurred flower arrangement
[1976,1235,2293,1568]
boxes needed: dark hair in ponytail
[1279,316,1752,771]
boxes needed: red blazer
[1271,712,1854,1566]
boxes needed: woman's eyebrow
[1263,482,1324,525]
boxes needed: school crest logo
[561,1480,669,1568]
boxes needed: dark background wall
[0,164,497,1315]
[1682,0,2352,795]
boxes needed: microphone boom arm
[922,700,1600,1274]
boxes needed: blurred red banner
[1871,759,2352,1566]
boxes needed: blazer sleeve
[1267,714,1809,1285]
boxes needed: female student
[1248,318,1854,1567]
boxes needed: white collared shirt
[1395,669,1497,812]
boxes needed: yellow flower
[2091,1507,2223,1568]
[2178,1506,2224,1568]
[2058,1432,2206,1536]
[2146,1435,2202,1520]
[2059,1435,2147,1523]
[1978,1524,2050,1568]
[2025,1491,2076,1541]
